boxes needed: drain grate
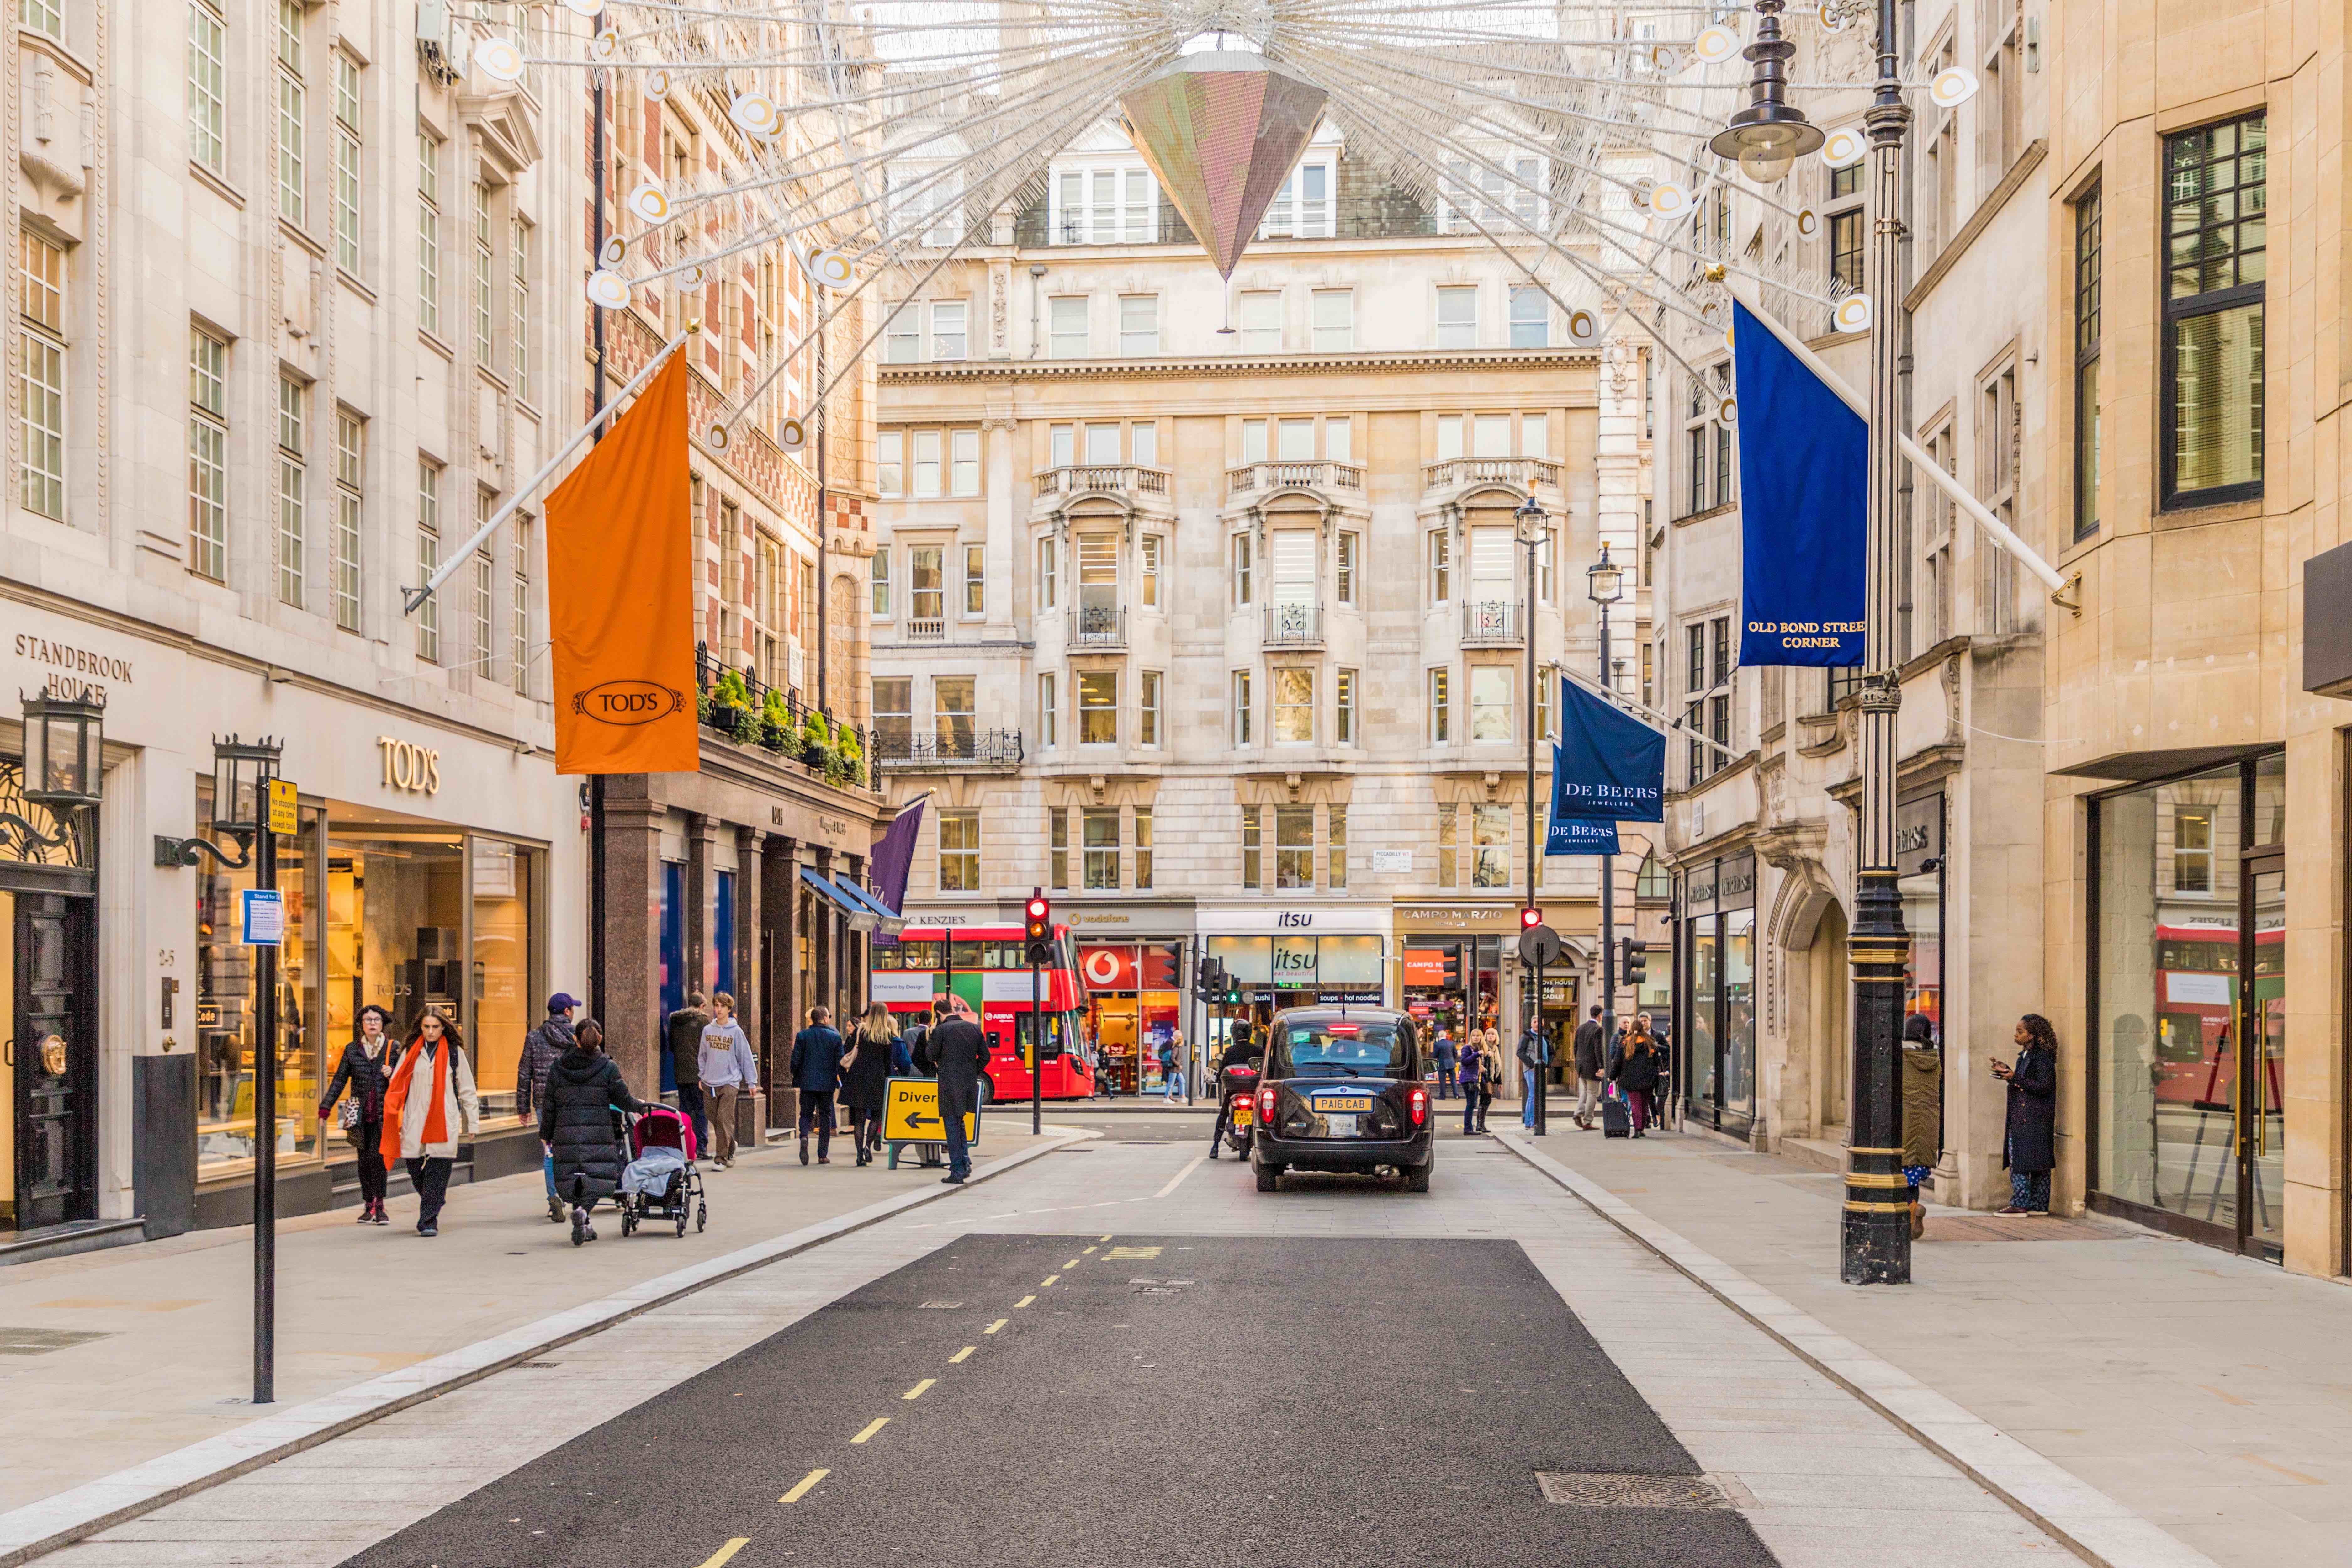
[0,1327,110,1357]
[1536,1473,1732,1511]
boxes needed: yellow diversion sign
[883,1078,978,1145]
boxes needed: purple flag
[869,798,925,916]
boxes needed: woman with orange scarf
[378,1008,480,1237]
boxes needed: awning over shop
[831,875,905,936]
[800,866,874,931]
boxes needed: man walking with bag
[928,996,989,1184]
[790,1005,846,1166]
[1571,1005,1606,1131]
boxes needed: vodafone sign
[1078,945,1138,991]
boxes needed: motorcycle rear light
[1257,1083,1278,1127]
[1407,1085,1428,1127]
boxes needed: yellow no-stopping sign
[883,1077,978,1145]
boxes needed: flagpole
[401,322,698,615]
[1844,0,1914,1285]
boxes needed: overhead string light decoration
[493,1,1915,444]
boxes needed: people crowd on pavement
[698,993,757,1168]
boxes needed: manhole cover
[1536,1473,1731,1511]
[1129,1278,1195,1294]
[917,1301,964,1310]
[0,1327,110,1356]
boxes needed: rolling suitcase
[1601,1091,1633,1139]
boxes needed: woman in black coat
[839,1002,899,1167]
[316,1004,397,1225]
[1995,1013,2059,1215]
[538,1019,647,1245]
[1610,1029,1664,1137]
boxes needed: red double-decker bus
[868,923,1097,1102]
[2151,921,2284,1106]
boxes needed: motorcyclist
[1207,1022,1266,1153]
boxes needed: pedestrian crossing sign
[883,1078,978,1145]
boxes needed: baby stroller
[618,1105,707,1238]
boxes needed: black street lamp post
[1586,546,1624,1062]
[1515,494,1548,1134]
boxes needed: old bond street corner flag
[1547,677,1666,859]
[1732,298,1866,668]
[549,352,698,775]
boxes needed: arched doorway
[1814,902,1851,1134]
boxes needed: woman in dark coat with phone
[839,1002,900,1166]
[539,1018,647,1245]
[1995,1014,2059,1215]
[316,1004,396,1225]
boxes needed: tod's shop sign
[377,735,441,794]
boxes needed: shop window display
[195,784,320,1175]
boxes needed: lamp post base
[1841,866,1912,1285]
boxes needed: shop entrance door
[11,892,92,1230]
[2233,851,2284,1262]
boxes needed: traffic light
[1520,907,1543,932]
[1023,889,1054,966]
[1621,937,1648,986]
[1440,945,1465,989]
[1195,956,1226,1001]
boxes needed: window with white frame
[963,541,985,616]
[1274,667,1314,743]
[511,219,532,399]
[1241,418,1268,463]
[1436,286,1478,350]
[1078,671,1117,744]
[188,326,228,581]
[1232,532,1253,604]
[471,494,497,681]
[1130,420,1157,467]
[1470,665,1512,742]
[1232,669,1253,744]
[1139,670,1162,747]
[1310,288,1353,351]
[22,0,61,40]
[932,300,967,360]
[1084,808,1120,889]
[1241,805,1261,889]
[1036,535,1057,608]
[1509,285,1549,347]
[188,2,228,173]
[1052,164,1157,244]
[1336,530,1357,606]
[911,430,943,497]
[870,547,891,617]
[472,181,496,367]
[1050,807,1068,889]
[333,53,362,274]
[1428,666,1450,742]
[884,302,921,364]
[872,678,911,750]
[1328,805,1347,890]
[1047,295,1088,357]
[950,427,980,496]
[1472,804,1511,888]
[909,545,944,622]
[417,132,442,338]
[1118,294,1159,355]
[277,374,307,607]
[1258,155,1335,238]
[19,232,65,521]
[414,460,441,661]
[510,515,532,694]
[1325,416,1351,462]
[1038,670,1057,747]
[1428,529,1450,601]
[937,810,980,892]
[333,410,363,632]
[1084,421,1120,464]
[1239,289,1281,350]
[1335,668,1357,744]
[1140,533,1161,608]
[276,0,306,227]
[1047,423,1075,467]
[1136,807,1154,890]
[1275,805,1314,889]
[934,675,975,751]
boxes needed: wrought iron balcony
[1067,605,1128,650]
[1226,459,1367,498]
[1460,599,1523,646]
[1262,601,1324,649]
[1422,456,1564,493]
[873,728,1025,770]
[1034,464,1171,500]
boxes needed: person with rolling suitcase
[1600,1083,1634,1138]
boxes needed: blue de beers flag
[1732,299,1866,668]
[1548,677,1665,858]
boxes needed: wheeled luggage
[1601,1092,1633,1139]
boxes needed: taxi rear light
[1257,1083,1278,1127]
[1406,1084,1429,1127]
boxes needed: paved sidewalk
[1513,1117,2352,1568]
[0,1125,1060,1516]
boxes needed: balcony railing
[874,728,1025,769]
[693,644,874,790]
[904,617,948,643]
[1422,456,1564,493]
[1068,604,1127,650]
[1034,464,1171,500]
[1460,599,1523,646]
[1262,601,1324,649]
[1226,459,1367,498]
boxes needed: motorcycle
[1209,1061,1259,1160]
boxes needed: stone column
[812,844,837,1025]
[763,837,801,1127]
[599,785,665,1096]
[734,827,768,1139]
[686,813,718,1003]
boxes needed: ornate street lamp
[1583,543,1627,1084]
[1707,0,1825,183]
[20,688,105,811]
[1514,494,1550,1129]
[154,734,283,867]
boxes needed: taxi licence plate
[1316,1097,1375,1113]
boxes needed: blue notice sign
[241,888,285,946]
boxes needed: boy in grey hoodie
[697,993,758,1166]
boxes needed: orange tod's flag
[548,352,700,776]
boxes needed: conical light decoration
[1119,52,1327,279]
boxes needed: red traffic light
[1025,896,1049,922]
[1520,907,1543,930]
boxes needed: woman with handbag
[1475,1033,1501,1133]
[317,1004,396,1225]
[839,1002,899,1166]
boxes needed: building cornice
[879,345,1604,387]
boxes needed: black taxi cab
[1248,1007,1435,1193]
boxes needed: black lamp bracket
[154,832,255,870]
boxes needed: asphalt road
[339,1155,1777,1568]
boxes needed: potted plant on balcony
[705,669,754,739]
[758,688,793,753]
[829,725,863,788]
[798,707,833,770]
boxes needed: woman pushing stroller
[538,1017,648,1246]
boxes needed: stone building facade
[869,122,1654,1090]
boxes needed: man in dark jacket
[1432,1029,1458,1099]
[790,1005,846,1166]
[927,996,989,1184]
[1571,1005,1606,1131]
[666,993,712,1155]
[538,1019,646,1246]
[519,993,580,1221]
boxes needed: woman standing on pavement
[540,1018,648,1245]
[379,1007,479,1238]
[1475,1032,1500,1132]
[1611,1023,1662,1138]
[317,1004,395,1225]
[839,1002,899,1166]
[1995,1014,2058,1216]
[1456,1034,1484,1135]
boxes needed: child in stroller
[617,1105,707,1238]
